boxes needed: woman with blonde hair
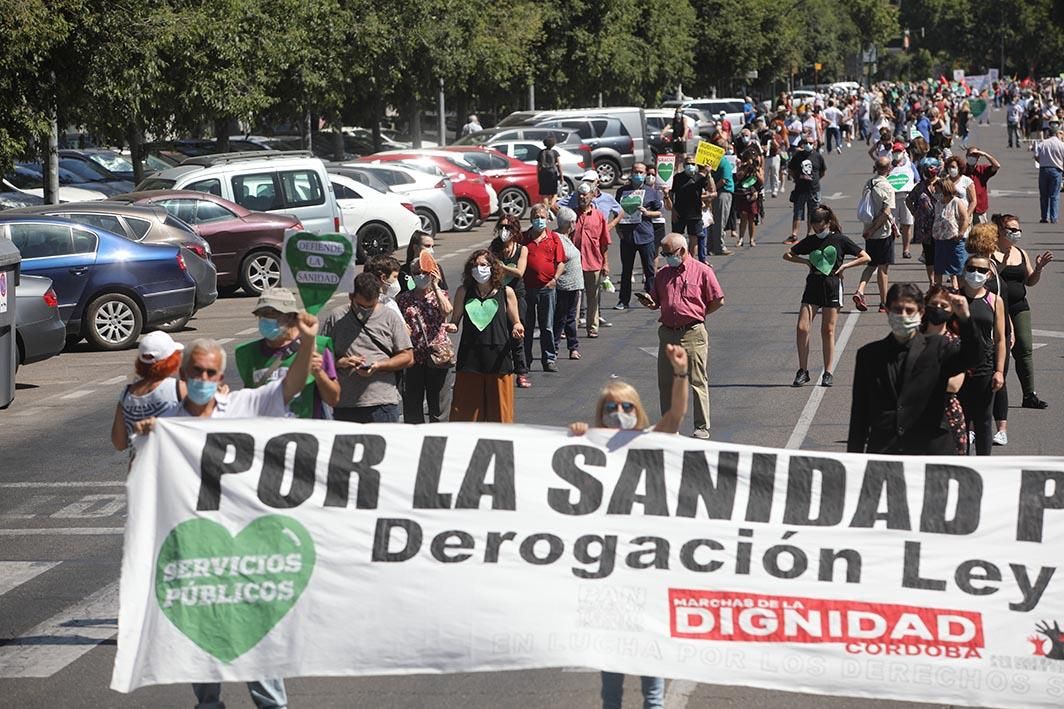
[568,343,688,709]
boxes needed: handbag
[414,302,455,368]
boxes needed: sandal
[516,375,532,389]
[852,293,868,312]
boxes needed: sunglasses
[661,248,681,257]
[189,366,220,378]
[604,401,636,414]
[966,265,990,274]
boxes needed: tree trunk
[215,119,231,153]
[410,99,422,149]
[43,101,59,205]
[127,121,145,186]
[304,109,313,153]
[331,120,344,162]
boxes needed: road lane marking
[0,561,60,595]
[1032,329,1064,339]
[51,494,126,519]
[102,376,128,385]
[0,481,123,489]
[785,310,860,450]
[0,528,124,536]
[236,327,258,335]
[0,494,57,519]
[0,580,118,678]
[60,390,94,400]
[216,337,234,344]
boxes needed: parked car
[356,151,494,232]
[109,190,300,296]
[4,201,217,328]
[135,151,343,235]
[663,98,747,132]
[56,152,136,193]
[443,146,540,218]
[60,148,173,181]
[644,108,717,155]
[14,274,65,367]
[15,161,130,197]
[0,190,45,210]
[0,216,197,350]
[328,173,420,261]
[2,165,108,202]
[331,164,455,236]
[342,127,411,151]
[497,108,648,186]
[488,140,587,198]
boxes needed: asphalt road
[1,113,1061,708]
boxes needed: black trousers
[959,372,994,455]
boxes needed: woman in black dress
[536,136,561,210]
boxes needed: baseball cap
[891,142,906,151]
[579,169,600,182]
[576,182,593,195]
[252,287,300,316]
[138,331,183,364]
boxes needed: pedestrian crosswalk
[0,561,118,679]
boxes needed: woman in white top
[110,331,186,451]
[943,155,977,234]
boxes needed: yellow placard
[694,141,725,169]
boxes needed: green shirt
[234,335,333,419]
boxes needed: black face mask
[925,307,951,325]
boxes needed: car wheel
[84,292,143,350]
[595,158,621,188]
[153,315,191,333]
[415,209,438,237]
[453,198,478,232]
[357,222,396,260]
[240,250,281,296]
[558,178,574,199]
[498,187,528,218]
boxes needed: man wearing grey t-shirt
[320,271,413,422]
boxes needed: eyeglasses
[661,248,681,257]
[966,265,990,274]
[603,401,636,414]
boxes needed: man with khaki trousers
[637,233,725,439]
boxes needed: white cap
[579,169,600,182]
[577,182,593,195]
[138,331,184,363]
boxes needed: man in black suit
[848,283,983,455]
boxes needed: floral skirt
[945,393,967,454]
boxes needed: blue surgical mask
[258,317,283,340]
[631,174,645,186]
[531,217,547,232]
[665,254,682,267]
[684,164,697,176]
[187,379,218,405]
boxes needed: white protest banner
[113,420,1064,708]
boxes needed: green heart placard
[155,515,315,662]
[657,158,674,183]
[809,245,838,276]
[283,231,354,315]
[887,173,910,190]
[465,297,498,331]
[968,99,987,118]
[620,192,644,215]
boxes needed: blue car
[0,215,197,350]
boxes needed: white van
[136,151,343,234]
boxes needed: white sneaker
[993,431,1008,446]
[968,430,976,447]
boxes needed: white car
[2,173,108,203]
[328,172,420,261]
[336,163,456,235]
[488,140,586,198]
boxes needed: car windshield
[15,163,88,186]
[59,159,112,182]
[88,152,134,173]
[137,177,177,191]
[442,156,479,173]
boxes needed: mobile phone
[635,292,653,307]
[357,363,372,370]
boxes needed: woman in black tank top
[958,255,1007,455]
[991,213,1055,410]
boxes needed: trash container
[0,237,21,409]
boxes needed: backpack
[856,179,877,224]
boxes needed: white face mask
[497,229,511,243]
[815,228,830,239]
[1005,228,1022,243]
[472,264,492,283]
[964,270,989,288]
[948,167,960,179]
[413,273,433,290]
[605,410,639,430]
[887,312,922,340]
[382,278,400,300]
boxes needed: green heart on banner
[887,173,910,190]
[620,193,643,215]
[155,515,315,662]
[968,99,987,118]
[657,161,674,182]
[465,297,498,331]
[283,232,353,315]
[809,245,838,276]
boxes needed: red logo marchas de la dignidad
[670,589,985,659]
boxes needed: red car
[356,151,493,232]
[444,146,541,218]
[110,190,301,295]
